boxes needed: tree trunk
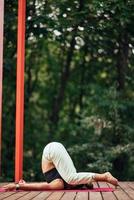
[116,30,129,91]
[49,0,84,126]
[113,29,129,145]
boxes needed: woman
[3,142,118,191]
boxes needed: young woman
[3,142,118,191]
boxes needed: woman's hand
[2,183,16,191]
[19,179,26,184]
[1,180,26,191]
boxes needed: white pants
[42,142,95,185]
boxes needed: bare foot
[105,172,118,186]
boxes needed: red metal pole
[0,0,4,176]
[15,0,26,182]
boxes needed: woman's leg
[42,142,118,186]
[42,142,95,185]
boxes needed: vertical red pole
[15,0,26,182]
[0,0,4,176]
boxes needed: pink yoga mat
[53,188,115,192]
[0,187,114,192]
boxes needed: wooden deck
[0,182,134,200]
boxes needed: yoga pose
[2,142,118,191]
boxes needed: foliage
[1,0,134,181]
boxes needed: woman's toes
[105,172,118,186]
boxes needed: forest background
[1,0,134,181]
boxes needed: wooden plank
[90,182,102,200]
[119,182,134,200]
[113,182,131,200]
[90,192,102,200]
[75,192,88,200]
[17,192,41,200]
[47,192,64,200]
[4,192,29,200]
[0,192,16,199]
[98,182,116,200]
[61,192,77,200]
[32,192,52,200]
[127,182,134,190]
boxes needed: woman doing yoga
[3,142,118,191]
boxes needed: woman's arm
[18,182,51,190]
[2,179,64,191]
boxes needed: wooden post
[0,0,4,176]
[15,0,26,182]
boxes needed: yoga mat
[0,187,114,192]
